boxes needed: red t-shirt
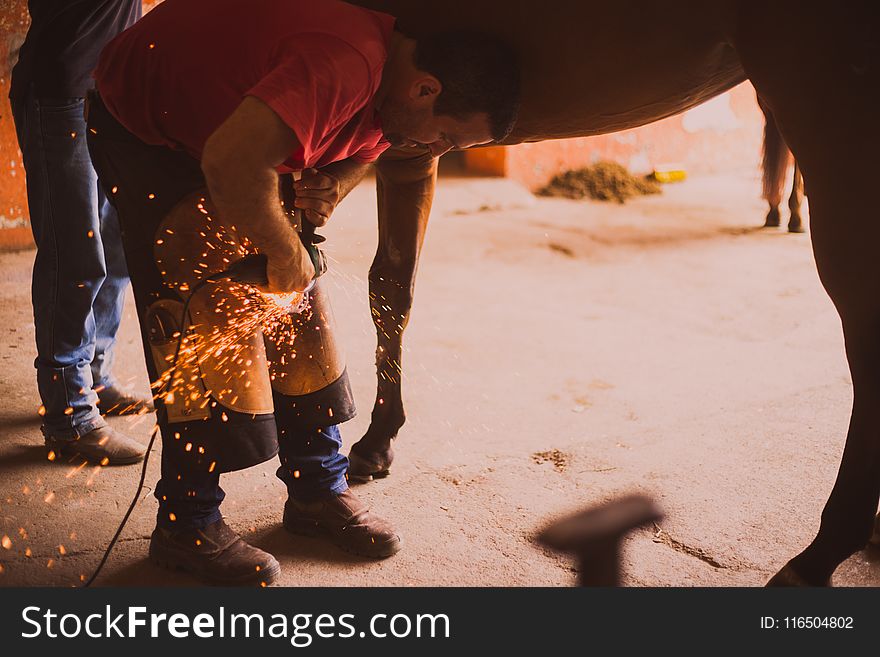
[94,0,394,171]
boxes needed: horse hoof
[347,449,393,483]
[763,208,781,228]
[766,564,831,587]
[788,224,805,234]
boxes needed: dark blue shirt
[11,0,142,99]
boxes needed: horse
[759,95,805,233]
[344,0,879,586]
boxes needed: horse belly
[350,0,746,142]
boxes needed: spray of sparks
[151,283,308,409]
[150,199,311,413]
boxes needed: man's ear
[409,75,442,103]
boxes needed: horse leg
[768,163,880,585]
[758,94,788,229]
[347,147,437,481]
[787,161,805,233]
[773,279,880,585]
[736,1,880,585]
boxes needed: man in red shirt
[86,0,519,586]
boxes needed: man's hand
[263,243,315,295]
[293,168,340,227]
[292,160,372,227]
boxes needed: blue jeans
[276,426,350,500]
[10,89,130,440]
[155,418,349,530]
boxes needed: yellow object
[652,167,687,183]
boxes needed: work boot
[96,384,154,416]
[283,489,401,558]
[45,425,146,465]
[149,518,280,586]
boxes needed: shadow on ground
[96,526,380,587]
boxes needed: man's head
[378,31,520,157]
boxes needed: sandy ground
[1,171,878,587]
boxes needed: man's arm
[201,96,315,293]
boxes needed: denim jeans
[10,88,130,440]
[155,417,349,530]
[275,425,350,500]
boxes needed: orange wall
[0,0,162,252]
[0,0,32,250]
[465,83,765,190]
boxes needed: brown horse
[759,95,805,233]
[345,0,879,586]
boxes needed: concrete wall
[464,82,765,190]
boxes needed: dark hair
[413,31,520,142]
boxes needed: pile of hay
[538,161,661,204]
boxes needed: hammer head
[537,494,663,553]
[536,494,663,586]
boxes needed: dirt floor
[1,171,878,587]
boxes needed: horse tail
[758,95,791,205]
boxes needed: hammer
[537,494,662,586]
